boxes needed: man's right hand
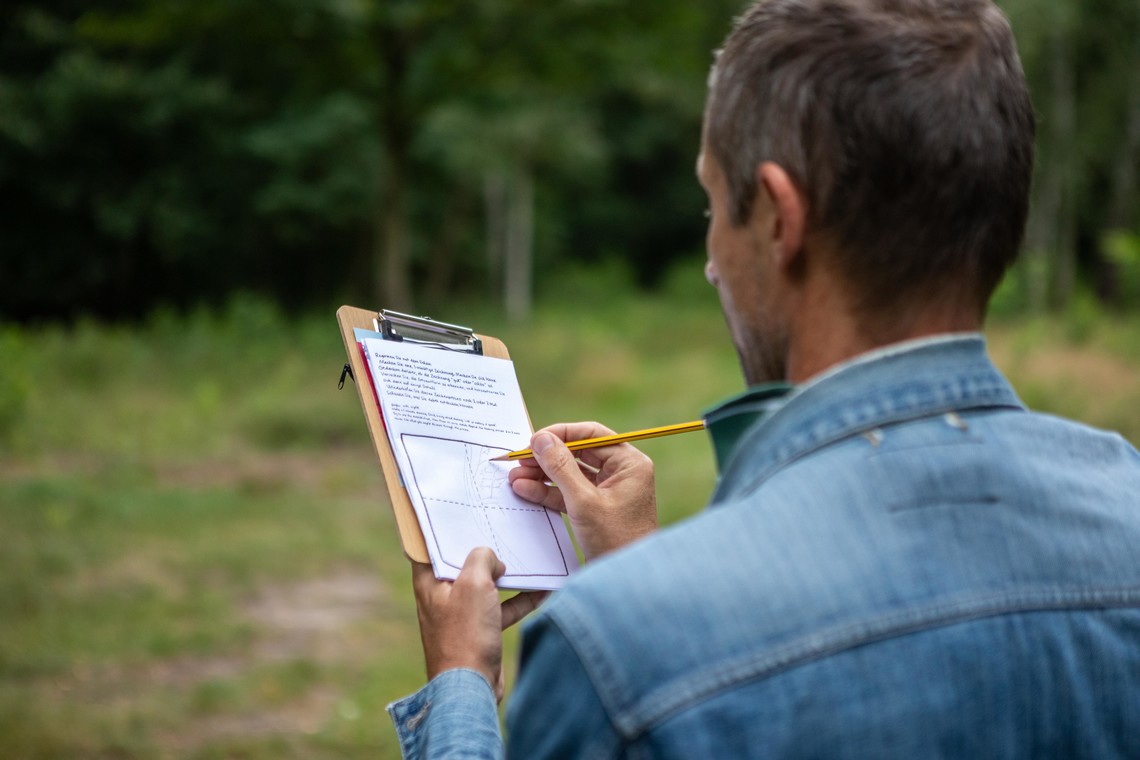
[508,422,657,561]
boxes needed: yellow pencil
[491,420,706,462]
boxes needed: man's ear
[756,162,807,270]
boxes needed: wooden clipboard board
[336,305,515,563]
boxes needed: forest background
[1,1,1139,758]
[2,0,1139,320]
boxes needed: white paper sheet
[363,337,579,590]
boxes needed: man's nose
[705,258,719,286]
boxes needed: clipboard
[336,305,516,563]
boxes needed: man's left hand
[411,548,548,702]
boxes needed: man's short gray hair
[705,0,1035,313]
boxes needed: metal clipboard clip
[375,310,484,355]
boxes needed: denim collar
[704,334,1026,504]
[703,384,793,473]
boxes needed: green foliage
[998,0,1140,308]
[0,0,744,320]
[0,328,33,445]
[1,0,1137,319]
[1104,231,1140,306]
[245,92,381,229]
[1061,287,1103,344]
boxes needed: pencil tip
[490,454,508,462]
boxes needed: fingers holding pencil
[508,422,658,560]
[508,422,617,510]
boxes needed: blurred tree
[0,0,742,320]
[0,0,381,318]
[1000,0,1140,309]
[6,0,1133,321]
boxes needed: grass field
[2,271,1139,758]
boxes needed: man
[389,0,1140,756]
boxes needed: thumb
[530,432,593,504]
[463,546,507,583]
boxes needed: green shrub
[1105,230,1140,308]
[0,328,31,447]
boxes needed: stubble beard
[735,322,789,387]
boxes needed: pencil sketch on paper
[400,434,572,579]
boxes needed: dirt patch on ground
[161,685,343,753]
[0,447,382,501]
[156,567,389,752]
[0,452,113,481]
[47,567,390,754]
[152,448,380,495]
[243,569,388,664]
[46,653,248,714]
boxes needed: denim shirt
[388,336,1140,758]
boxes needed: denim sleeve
[387,668,503,760]
[506,613,624,758]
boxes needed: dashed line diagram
[401,435,571,577]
